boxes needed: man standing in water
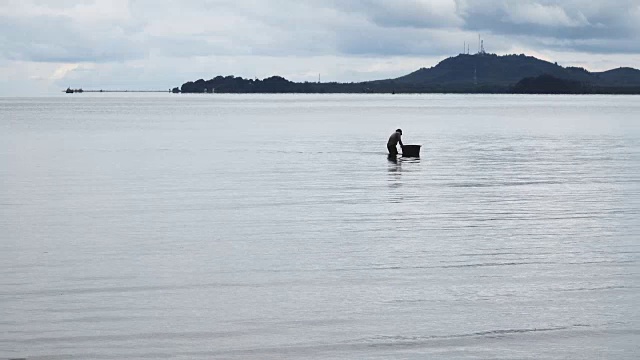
[387,128,404,156]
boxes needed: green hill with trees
[177,53,640,94]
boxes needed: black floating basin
[402,144,421,157]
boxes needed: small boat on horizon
[64,88,83,93]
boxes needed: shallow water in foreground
[1,94,639,359]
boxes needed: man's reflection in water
[387,155,420,189]
[387,154,402,189]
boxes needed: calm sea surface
[1,94,639,359]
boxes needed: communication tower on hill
[477,34,486,54]
[463,41,471,55]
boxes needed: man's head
[396,129,402,135]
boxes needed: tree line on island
[175,53,640,95]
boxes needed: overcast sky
[1,0,639,95]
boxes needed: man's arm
[399,136,404,147]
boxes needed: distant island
[175,53,640,94]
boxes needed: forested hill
[177,53,640,94]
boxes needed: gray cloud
[456,0,640,52]
[334,25,461,57]
[0,14,146,63]
[332,0,463,29]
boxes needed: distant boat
[64,87,83,93]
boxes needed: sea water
[1,94,639,359]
